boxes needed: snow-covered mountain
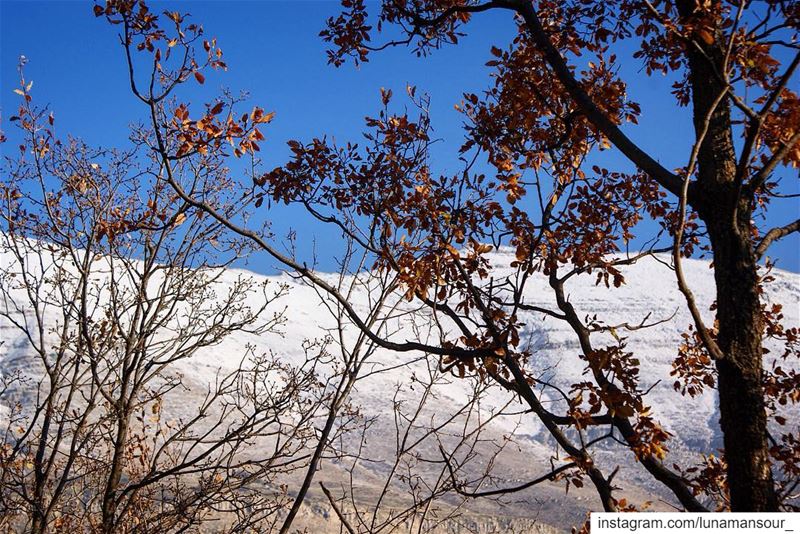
[1,244,798,530]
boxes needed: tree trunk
[678,0,778,511]
[102,407,130,532]
[708,209,778,511]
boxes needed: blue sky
[2,1,798,273]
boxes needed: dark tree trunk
[708,209,778,511]
[678,0,778,511]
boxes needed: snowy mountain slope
[1,243,798,526]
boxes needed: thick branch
[514,2,684,197]
[755,219,800,261]
[404,0,518,29]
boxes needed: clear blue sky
[2,1,798,273]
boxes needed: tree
[0,59,343,532]
[308,0,799,513]
[92,0,798,520]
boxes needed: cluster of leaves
[92,1,273,166]
[170,101,273,159]
[545,168,670,278]
[460,36,639,178]
[676,454,729,511]
[672,323,717,398]
[95,1,226,79]
[571,341,672,462]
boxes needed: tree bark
[708,211,778,511]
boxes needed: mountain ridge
[1,244,798,530]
